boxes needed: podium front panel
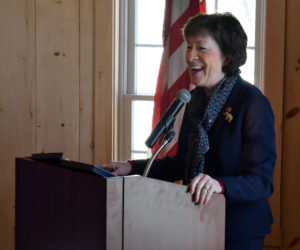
[123,176,225,250]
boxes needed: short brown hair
[182,13,247,76]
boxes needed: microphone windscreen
[176,89,191,104]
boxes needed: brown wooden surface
[0,1,113,247]
[123,176,225,250]
[79,0,94,164]
[35,0,80,159]
[263,0,286,247]
[281,0,300,249]
[0,1,36,249]
[15,158,123,250]
[94,0,118,165]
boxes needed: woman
[104,13,276,250]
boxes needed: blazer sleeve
[218,94,276,203]
[131,152,184,182]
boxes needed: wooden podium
[16,158,225,250]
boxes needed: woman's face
[185,33,226,89]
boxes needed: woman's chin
[191,80,206,87]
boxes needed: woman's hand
[188,173,222,205]
[102,161,132,176]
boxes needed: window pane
[132,152,148,160]
[135,46,163,95]
[240,48,254,84]
[136,0,165,45]
[206,0,217,13]
[132,100,154,152]
[210,0,256,47]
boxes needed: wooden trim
[94,0,118,164]
[263,0,286,247]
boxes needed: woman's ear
[222,56,229,66]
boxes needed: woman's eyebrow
[186,39,206,44]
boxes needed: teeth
[191,66,203,70]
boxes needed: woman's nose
[187,49,198,62]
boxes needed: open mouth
[191,66,203,72]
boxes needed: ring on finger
[203,186,209,191]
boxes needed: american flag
[152,0,206,157]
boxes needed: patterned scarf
[184,75,238,184]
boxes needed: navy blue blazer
[133,75,276,241]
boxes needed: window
[119,0,265,161]
[119,0,165,160]
[206,0,265,89]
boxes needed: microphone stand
[143,129,175,177]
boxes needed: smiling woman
[107,11,276,250]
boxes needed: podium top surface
[19,155,116,178]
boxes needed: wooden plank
[263,247,280,250]
[79,0,94,164]
[281,0,300,249]
[0,1,36,249]
[35,0,80,160]
[263,0,286,247]
[94,0,118,164]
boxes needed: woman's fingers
[101,163,114,172]
[102,161,132,176]
[188,174,201,196]
[188,174,221,205]
[199,185,209,204]
[203,187,214,205]
[193,177,209,203]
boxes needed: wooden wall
[1,0,300,249]
[0,0,116,249]
[263,0,285,248]
[281,0,300,249]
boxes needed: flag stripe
[161,70,190,114]
[170,1,190,25]
[169,1,201,56]
[152,0,206,156]
[168,42,188,88]
[163,0,172,46]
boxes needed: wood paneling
[79,0,94,164]
[35,0,80,160]
[0,0,117,248]
[0,1,35,249]
[281,0,300,248]
[94,0,118,165]
[263,247,280,250]
[263,0,286,247]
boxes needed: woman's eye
[198,47,206,50]
[187,46,192,50]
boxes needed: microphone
[145,89,191,148]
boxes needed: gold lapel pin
[223,107,233,123]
